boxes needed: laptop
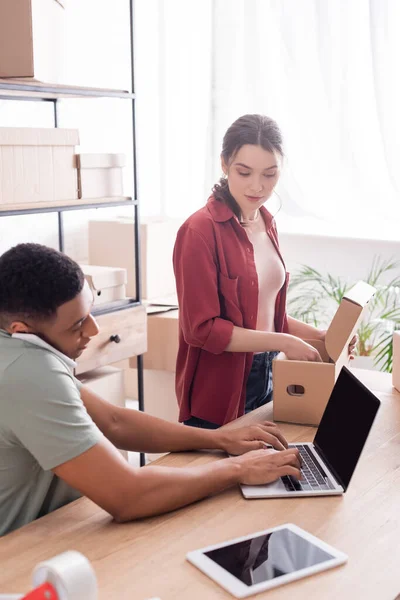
[241,366,380,498]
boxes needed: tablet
[186,523,347,598]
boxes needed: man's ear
[8,320,34,335]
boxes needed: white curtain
[134,0,214,219]
[212,0,400,237]
[136,0,400,238]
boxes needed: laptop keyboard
[281,445,335,492]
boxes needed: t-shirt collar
[11,332,77,369]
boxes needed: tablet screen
[204,528,335,587]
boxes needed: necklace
[241,210,260,224]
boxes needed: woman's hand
[348,334,358,360]
[280,334,322,362]
[214,421,289,455]
[314,328,358,359]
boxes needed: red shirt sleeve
[173,225,234,355]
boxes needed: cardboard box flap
[325,281,376,362]
[81,265,127,291]
[0,127,79,147]
[76,153,126,169]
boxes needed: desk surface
[0,369,399,599]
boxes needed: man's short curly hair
[0,243,85,326]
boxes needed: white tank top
[243,212,285,332]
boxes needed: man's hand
[231,447,301,485]
[213,421,289,455]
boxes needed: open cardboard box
[273,281,376,426]
[393,331,400,393]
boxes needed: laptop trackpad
[241,477,287,497]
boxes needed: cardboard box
[273,281,376,426]
[130,309,179,372]
[393,331,400,393]
[80,264,127,306]
[76,154,125,199]
[77,366,127,460]
[0,127,79,206]
[0,0,66,82]
[88,217,182,300]
[126,368,179,423]
[126,367,179,462]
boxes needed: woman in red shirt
[173,114,353,429]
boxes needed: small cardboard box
[130,309,179,372]
[0,0,66,82]
[76,153,126,199]
[0,127,79,206]
[77,366,127,460]
[273,281,376,426]
[393,331,400,393]
[88,217,182,300]
[80,264,127,306]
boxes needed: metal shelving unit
[0,0,145,465]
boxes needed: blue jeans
[183,351,278,429]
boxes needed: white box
[76,154,125,199]
[80,264,127,306]
[77,366,127,460]
[0,127,79,206]
[88,217,182,300]
[0,0,66,83]
[393,331,400,393]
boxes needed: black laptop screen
[314,367,380,489]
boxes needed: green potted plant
[287,257,400,373]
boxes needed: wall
[280,231,400,284]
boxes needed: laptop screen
[314,367,380,490]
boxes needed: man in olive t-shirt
[0,329,102,535]
[0,243,300,536]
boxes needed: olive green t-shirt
[0,330,102,536]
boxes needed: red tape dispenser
[18,551,98,600]
[21,582,58,599]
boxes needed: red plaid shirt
[173,196,289,425]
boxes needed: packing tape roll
[32,551,97,600]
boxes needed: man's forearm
[116,458,241,521]
[110,408,220,453]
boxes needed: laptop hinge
[314,443,347,490]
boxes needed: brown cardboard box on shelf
[0,0,66,82]
[88,217,182,300]
[76,154,125,199]
[393,331,400,393]
[77,366,127,460]
[0,127,79,206]
[273,281,376,426]
[130,309,179,372]
[80,264,127,306]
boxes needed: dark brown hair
[212,114,283,221]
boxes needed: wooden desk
[0,369,399,599]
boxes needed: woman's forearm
[225,326,290,353]
[287,316,325,340]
